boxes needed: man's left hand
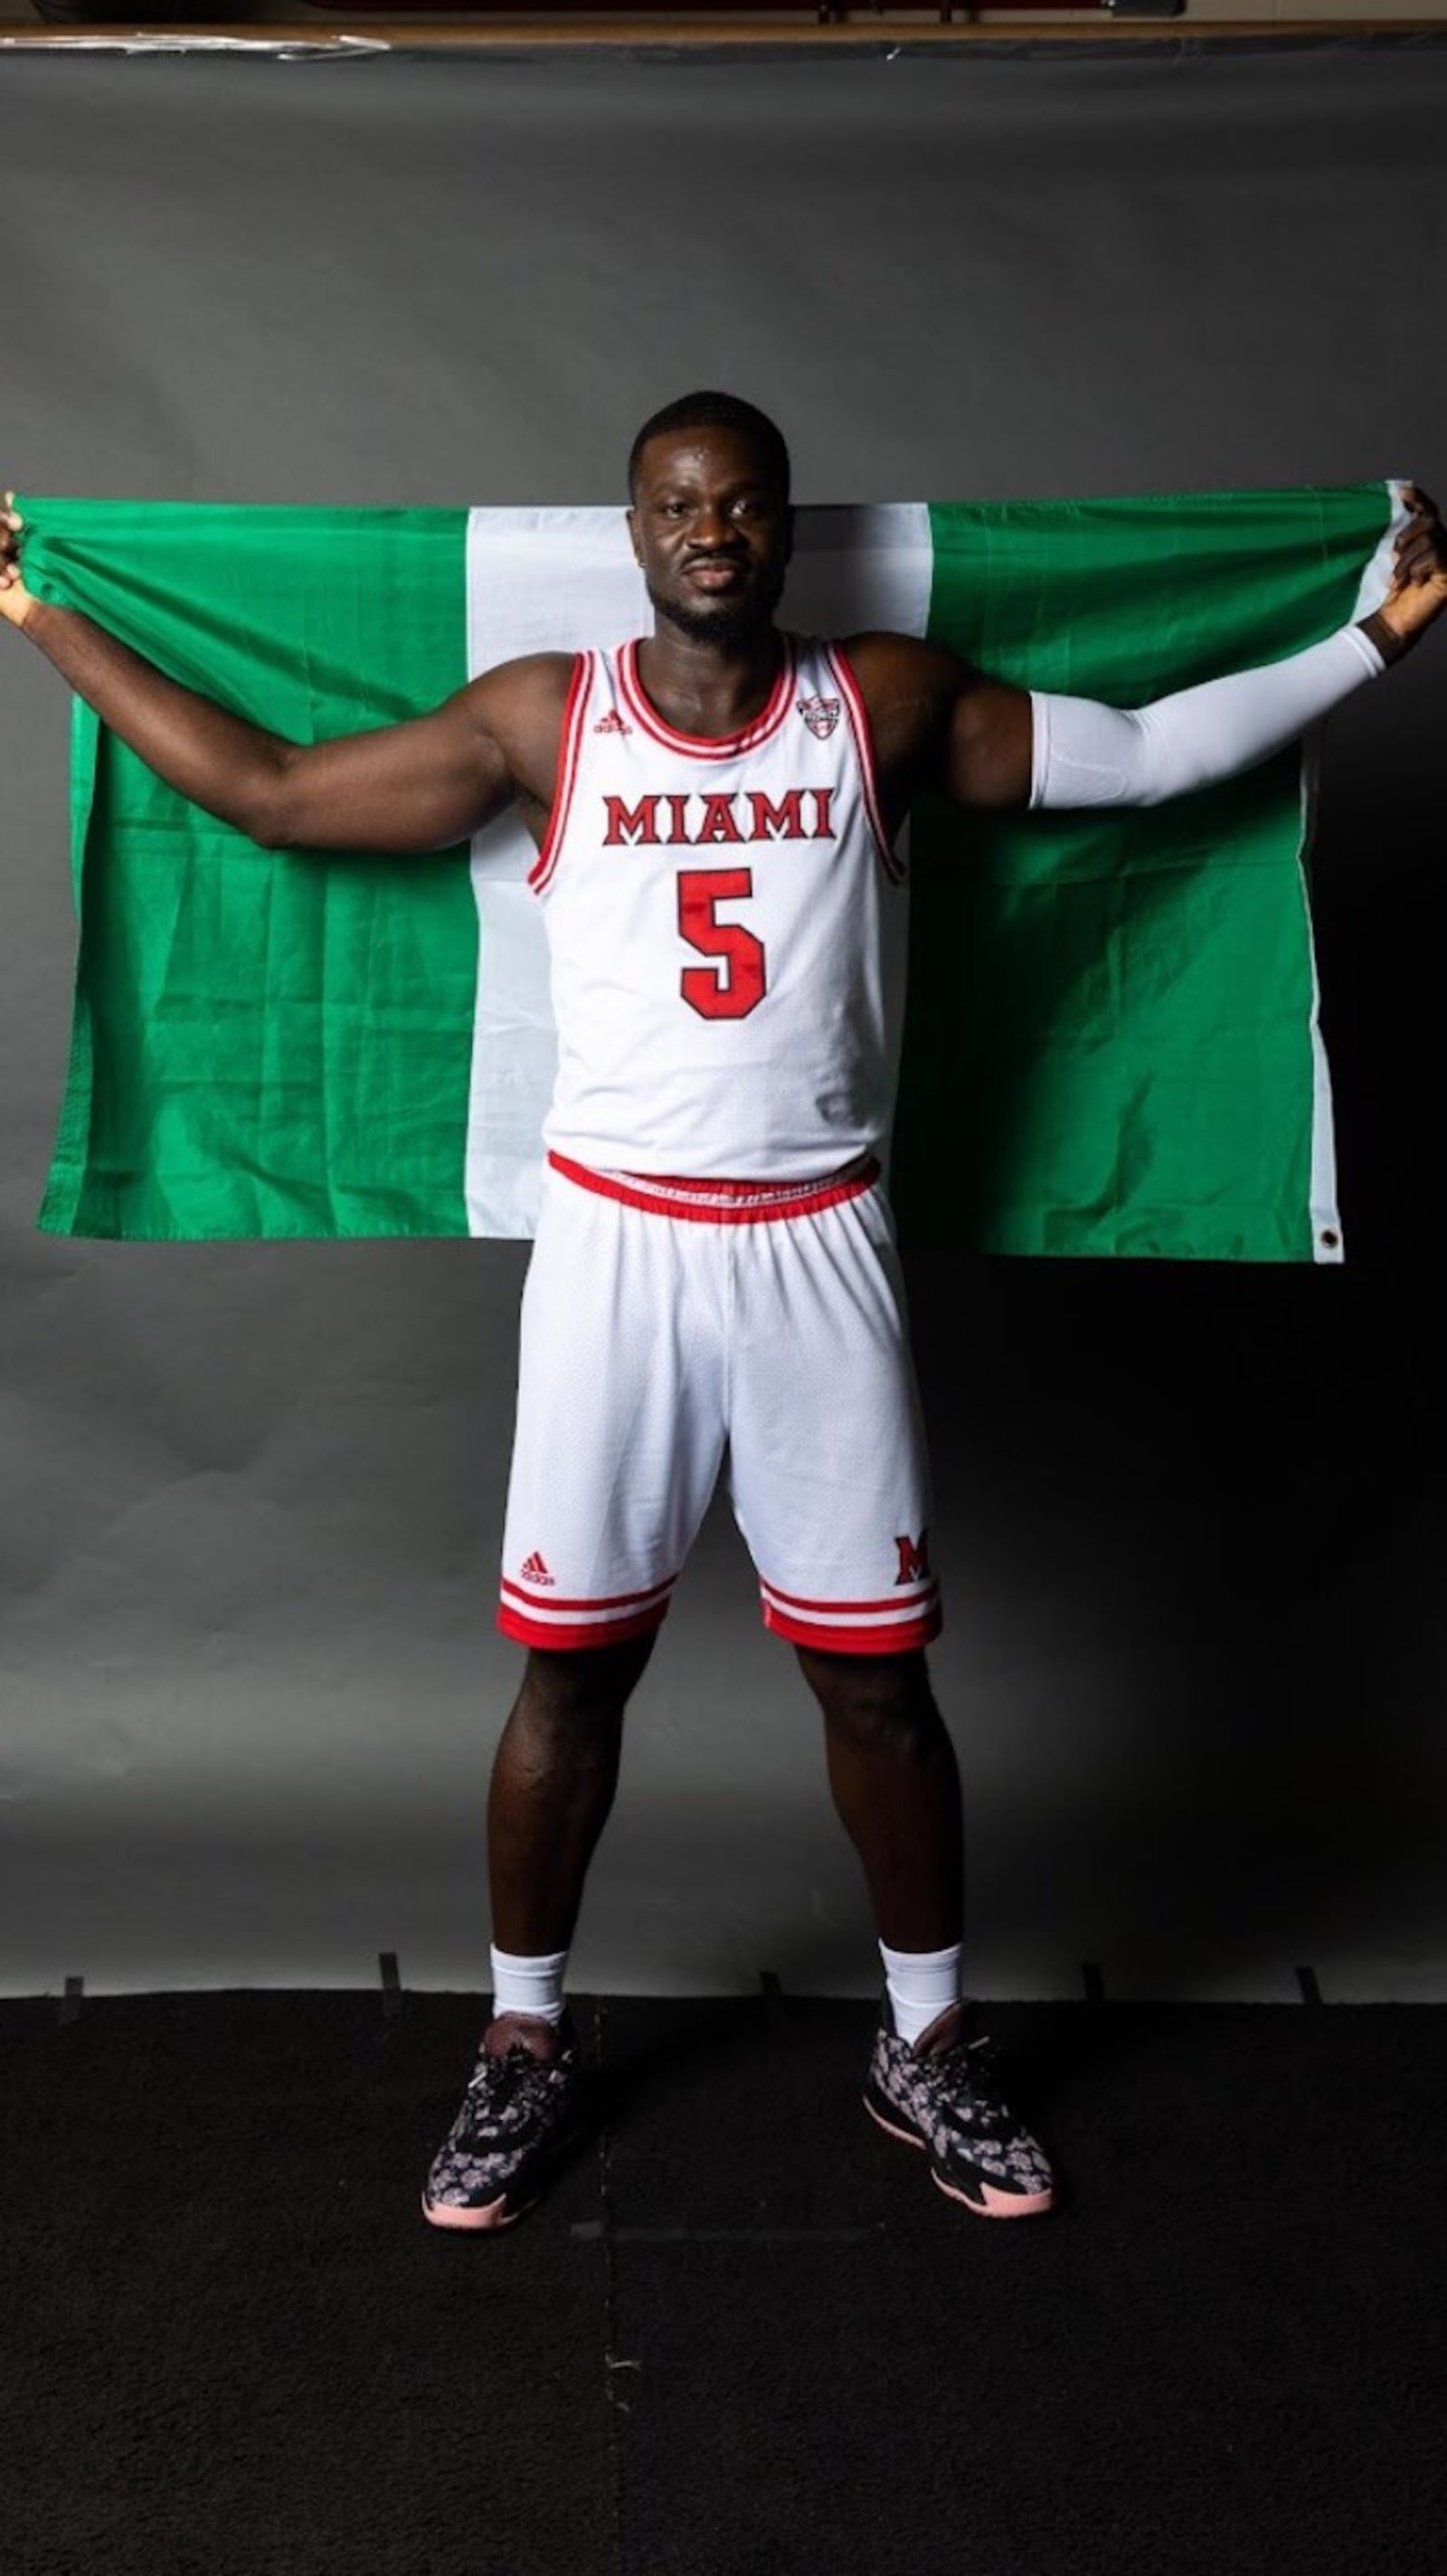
[1376,482,1447,651]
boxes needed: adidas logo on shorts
[519,1551,555,1586]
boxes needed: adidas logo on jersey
[520,1551,556,1586]
[593,709,632,736]
[797,695,840,740]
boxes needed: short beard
[645,566,786,650]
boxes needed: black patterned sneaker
[864,1994,1055,2218]
[421,2008,586,2232]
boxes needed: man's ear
[783,503,795,566]
[626,503,641,568]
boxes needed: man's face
[628,426,792,647]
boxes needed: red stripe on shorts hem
[497,1601,672,1652]
[547,1151,879,1225]
[760,1578,939,1616]
[761,1600,943,1655]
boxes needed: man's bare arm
[0,501,563,852]
[839,633,1032,818]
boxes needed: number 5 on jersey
[677,867,768,1020]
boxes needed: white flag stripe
[1294,737,1344,1266]
[776,503,934,646]
[464,510,652,1236]
[1352,478,1413,624]
[462,505,933,1236]
[1292,474,1402,1268]
[459,880,563,1238]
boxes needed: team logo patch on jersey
[797,695,840,740]
[593,709,632,736]
[520,1551,556,1586]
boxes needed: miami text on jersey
[601,787,837,848]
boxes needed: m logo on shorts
[894,1530,932,1586]
[520,1550,555,1586]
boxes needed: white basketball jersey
[531,634,910,1180]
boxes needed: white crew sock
[879,1938,964,2047]
[489,1943,569,2026]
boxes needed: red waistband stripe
[547,1151,880,1225]
[619,1168,864,1198]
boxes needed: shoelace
[468,2041,565,2111]
[925,2032,1015,2134]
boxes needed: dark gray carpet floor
[3,1991,1444,2576]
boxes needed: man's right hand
[1,495,37,630]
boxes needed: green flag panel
[26,505,477,1240]
[894,485,1390,1257]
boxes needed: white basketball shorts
[497,1151,941,1657]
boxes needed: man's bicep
[845,635,1035,813]
[271,689,515,854]
[932,668,1036,812]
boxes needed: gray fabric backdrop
[3,39,1445,2000]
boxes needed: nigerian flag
[18,485,1404,1259]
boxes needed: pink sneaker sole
[863,2091,1055,2219]
[421,2186,535,2232]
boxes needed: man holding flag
[4,395,1443,2234]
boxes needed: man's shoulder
[830,627,956,669]
[473,648,580,692]
[825,631,982,787]
[459,653,579,796]
[828,630,972,719]
[465,649,578,724]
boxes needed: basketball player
[3,402,1442,2231]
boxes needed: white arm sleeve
[1029,620,1386,810]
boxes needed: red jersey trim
[827,643,903,886]
[618,635,798,762]
[547,1151,880,1225]
[761,1599,943,1657]
[530,651,593,895]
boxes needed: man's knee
[795,1643,939,1745]
[520,1627,658,1725]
